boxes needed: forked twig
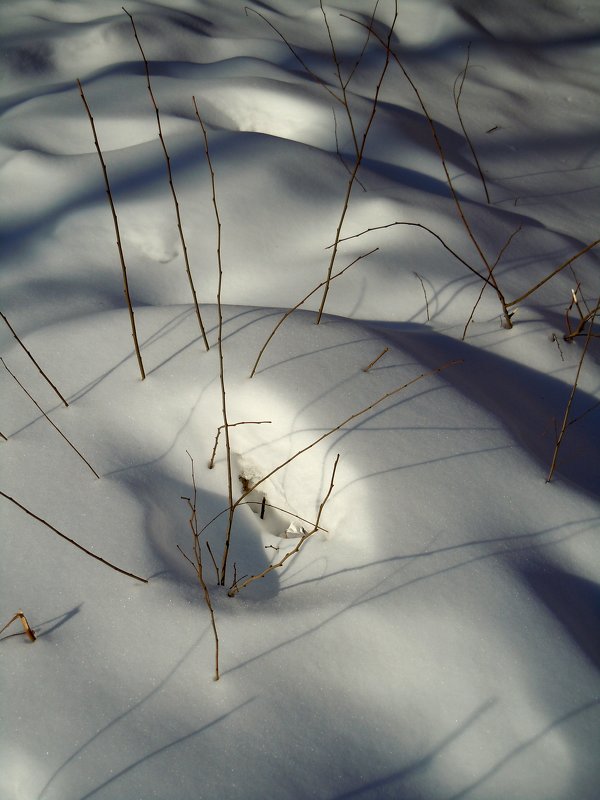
[413,272,430,321]
[2,358,100,479]
[77,78,146,380]
[547,296,599,482]
[1,491,148,583]
[250,248,378,378]
[123,8,210,351]
[0,610,36,642]
[178,453,219,680]
[228,454,340,596]
[208,420,271,469]
[0,310,69,407]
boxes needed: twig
[0,610,36,642]
[77,78,146,380]
[208,420,271,469]
[547,295,599,482]
[2,358,100,479]
[192,97,234,586]
[363,347,388,372]
[0,310,69,407]
[506,239,600,309]
[250,248,377,378]
[462,225,521,339]
[179,453,219,679]
[342,13,513,328]
[453,43,490,204]
[1,491,148,583]
[316,3,397,323]
[123,8,209,351]
[413,272,430,321]
[229,454,340,596]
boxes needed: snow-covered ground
[1,1,599,798]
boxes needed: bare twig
[179,453,219,679]
[316,3,397,323]
[228,454,340,596]
[77,78,146,380]
[413,272,430,321]
[547,296,599,482]
[192,97,235,586]
[453,43,490,204]
[506,239,600,309]
[208,420,271,469]
[0,610,36,642]
[0,310,68,407]
[462,225,521,339]
[250,248,377,378]
[123,8,209,351]
[2,358,100,479]
[363,347,388,372]
[1,491,148,583]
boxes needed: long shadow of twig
[329,699,496,799]
[446,699,600,800]
[37,632,208,799]
[78,697,255,800]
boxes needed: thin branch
[453,43,490,204]
[462,224,521,339]
[413,272,430,321]
[192,97,234,586]
[250,248,377,378]
[208,420,271,469]
[229,454,340,596]
[0,310,69,407]
[77,78,146,380]
[122,8,209,351]
[2,358,100,479]
[547,296,599,482]
[506,239,600,308]
[180,453,219,679]
[1,491,148,583]
[316,3,397,323]
[363,347,388,372]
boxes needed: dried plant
[77,78,146,380]
[0,610,36,642]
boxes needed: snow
[1,1,599,798]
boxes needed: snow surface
[1,1,599,798]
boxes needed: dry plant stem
[250,247,377,378]
[413,273,430,321]
[208,420,271,469]
[0,310,69,407]
[316,4,397,324]
[1,431,7,441]
[1,358,100,479]
[77,79,146,380]
[179,453,219,680]
[329,221,492,287]
[211,360,462,555]
[363,347,388,372]
[196,501,328,543]
[547,296,599,482]
[192,97,234,586]
[565,300,600,341]
[453,43,490,204]
[1,491,148,583]
[342,14,512,328]
[506,239,600,309]
[123,8,209,352]
[462,225,522,340]
[0,610,36,642]
[229,454,340,596]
